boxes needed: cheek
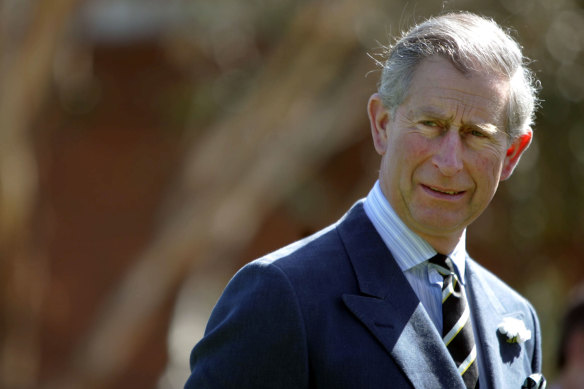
[381,136,425,186]
[470,153,505,188]
[394,134,432,161]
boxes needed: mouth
[423,185,465,197]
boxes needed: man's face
[368,56,531,250]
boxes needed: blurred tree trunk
[0,0,79,387]
[44,1,376,388]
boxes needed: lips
[423,184,466,197]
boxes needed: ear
[500,130,533,181]
[367,93,391,155]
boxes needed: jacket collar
[337,203,466,388]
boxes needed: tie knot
[429,253,454,275]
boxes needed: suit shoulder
[235,220,357,299]
[250,222,346,271]
[251,201,368,272]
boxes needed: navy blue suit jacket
[185,203,542,388]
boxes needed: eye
[470,129,487,138]
[464,127,492,139]
[421,120,439,127]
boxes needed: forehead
[403,56,509,126]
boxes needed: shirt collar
[363,180,468,283]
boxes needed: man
[185,12,545,389]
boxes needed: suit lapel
[465,262,503,388]
[337,203,465,388]
[466,260,532,389]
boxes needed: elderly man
[185,12,545,389]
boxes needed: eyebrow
[413,106,450,120]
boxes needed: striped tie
[430,254,479,389]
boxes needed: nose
[432,130,463,176]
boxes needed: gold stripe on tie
[444,305,470,346]
[430,254,479,389]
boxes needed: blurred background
[0,0,583,388]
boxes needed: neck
[421,234,461,255]
[415,226,466,255]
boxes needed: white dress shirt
[362,180,468,335]
[363,181,488,386]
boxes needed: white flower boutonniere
[498,317,532,344]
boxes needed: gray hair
[377,12,540,139]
